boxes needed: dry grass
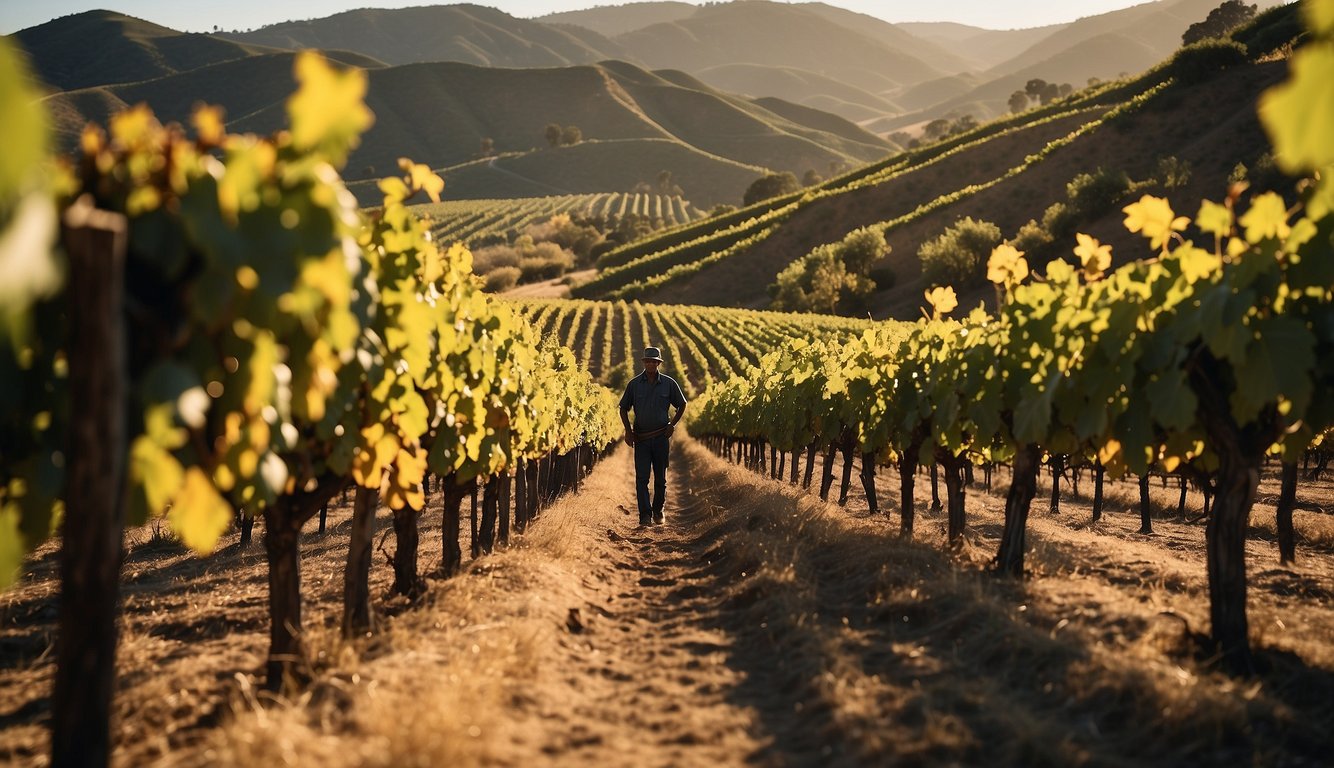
[2,439,1331,766]
[680,440,1334,766]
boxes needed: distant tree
[544,123,562,148]
[923,118,952,141]
[1088,76,1102,87]
[1025,78,1048,98]
[1057,83,1074,99]
[479,137,495,157]
[1008,91,1030,114]
[948,115,978,136]
[1039,82,1061,105]
[742,172,800,206]
[633,181,653,195]
[802,169,824,186]
[560,125,583,145]
[1183,0,1256,45]
[888,131,913,148]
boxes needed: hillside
[613,2,945,98]
[570,12,1296,318]
[221,3,629,68]
[896,21,1067,71]
[11,10,279,91]
[43,51,890,205]
[537,2,697,36]
[694,63,904,124]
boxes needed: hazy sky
[2,0,1153,36]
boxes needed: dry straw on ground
[2,438,1332,766]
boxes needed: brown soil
[2,438,1332,766]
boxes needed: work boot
[639,514,651,527]
[652,511,665,525]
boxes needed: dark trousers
[634,435,670,518]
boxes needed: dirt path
[519,445,767,765]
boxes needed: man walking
[619,347,688,526]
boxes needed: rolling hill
[220,3,629,68]
[612,2,946,98]
[39,46,892,207]
[537,2,698,36]
[569,6,1301,320]
[11,10,281,91]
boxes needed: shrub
[519,242,574,282]
[472,245,520,274]
[1010,219,1053,255]
[1067,167,1133,218]
[1041,201,1076,239]
[483,266,520,293]
[769,227,887,313]
[1168,39,1249,85]
[1154,156,1193,189]
[918,217,1002,287]
[839,227,889,274]
[743,172,800,206]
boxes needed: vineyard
[3,3,1334,768]
[410,192,705,248]
[509,298,875,394]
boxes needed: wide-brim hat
[642,346,664,362]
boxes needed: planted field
[510,298,875,395]
[411,193,706,248]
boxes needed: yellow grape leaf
[1196,200,1233,238]
[1176,245,1223,284]
[1073,233,1112,280]
[0,503,24,589]
[986,244,1028,287]
[1259,41,1334,174]
[287,51,374,165]
[385,446,427,510]
[192,105,226,146]
[130,435,185,517]
[397,158,445,203]
[168,467,233,554]
[924,286,957,317]
[378,176,410,205]
[1097,438,1126,478]
[1123,195,1189,251]
[1238,192,1291,243]
[1046,258,1075,285]
[1310,0,1334,34]
[109,104,158,149]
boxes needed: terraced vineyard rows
[510,299,872,397]
[411,192,706,247]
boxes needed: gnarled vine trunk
[343,486,378,638]
[995,444,1040,576]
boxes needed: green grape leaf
[1147,371,1198,432]
[1230,315,1316,423]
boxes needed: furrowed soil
[2,438,1333,766]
